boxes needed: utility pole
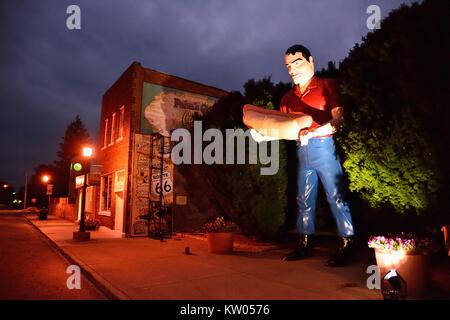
[24,172,28,209]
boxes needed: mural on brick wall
[135,82,220,235]
[140,82,218,136]
[130,133,174,236]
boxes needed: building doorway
[77,190,82,222]
[114,191,124,232]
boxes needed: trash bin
[39,207,48,220]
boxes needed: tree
[54,116,91,196]
[316,61,340,78]
[0,181,15,207]
[336,0,449,227]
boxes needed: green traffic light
[73,163,83,172]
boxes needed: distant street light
[41,175,51,208]
[2,184,8,189]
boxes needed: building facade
[93,62,228,236]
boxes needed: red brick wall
[49,197,77,222]
[97,63,137,231]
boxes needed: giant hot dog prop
[242,104,312,140]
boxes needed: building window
[117,106,124,141]
[110,112,116,145]
[100,174,113,212]
[114,170,125,192]
[103,118,109,148]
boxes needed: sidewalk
[24,214,447,300]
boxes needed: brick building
[91,62,228,236]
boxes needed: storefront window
[115,170,125,192]
[101,174,113,212]
[110,112,116,145]
[103,118,109,148]
[117,106,124,140]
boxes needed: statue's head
[284,44,314,86]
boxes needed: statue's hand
[250,129,266,143]
[299,128,313,146]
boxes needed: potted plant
[84,216,100,231]
[368,233,433,297]
[201,217,239,254]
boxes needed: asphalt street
[0,212,105,300]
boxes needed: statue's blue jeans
[295,137,355,237]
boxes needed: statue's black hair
[285,44,311,61]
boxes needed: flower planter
[85,225,99,231]
[375,250,430,297]
[207,232,234,254]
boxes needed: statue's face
[284,52,314,86]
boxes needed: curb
[24,215,130,300]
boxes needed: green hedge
[336,0,449,218]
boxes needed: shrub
[85,216,100,230]
[190,78,291,239]
[337,0,449,216]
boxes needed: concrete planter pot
[207,232,234,254]
[375,250,430,297]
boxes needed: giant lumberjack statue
[243,44,355,267]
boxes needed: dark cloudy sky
[0,0,419,188]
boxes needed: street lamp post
[79,170,88,233]
[42,175,50,207]
[39,175,51,220]
[73,146,93,241]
